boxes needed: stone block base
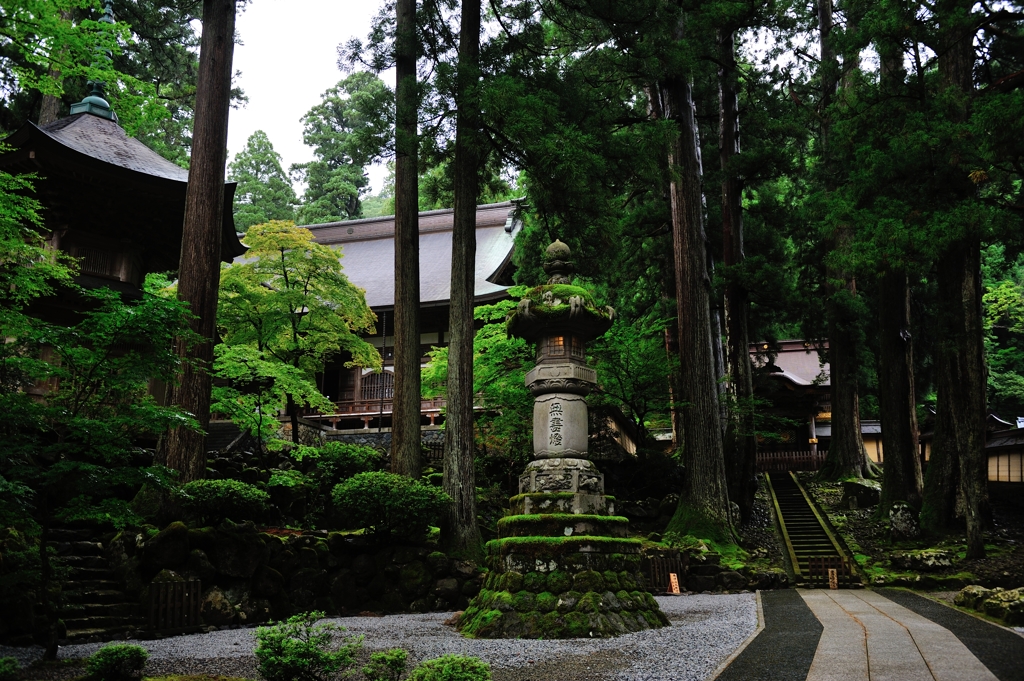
[458,522,669,638]
[510,492,614,516]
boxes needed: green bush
[315,442,380,487]
[85,644,149,681]
[408,655,491,681]
[331,471,450,540]
[178,479,269,524]
[254,611,361,681]
[362,648,408,681]
[0,657,19,681]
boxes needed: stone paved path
[717,589,1024,681]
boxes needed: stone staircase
[52,528,146,643]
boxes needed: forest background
[1,0,1023,561]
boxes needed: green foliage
[424,291,534,493]
[0,657,18,681]
[313,442,381,488]
[178,479,269,525]
[292,72,392,223]
[588,316,672,443]
[214,221,379,450]
[331,472,450,540]
[85,644,149,681]
[407,655,491,681]
[254,612,362,681]
[229,130,298,230]
[362,648,408,681]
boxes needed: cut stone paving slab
[799,589,1001,681]
[857,590,998,681]
[800,591,868,681]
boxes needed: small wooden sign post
[668,572,681,594]
[828,568,838,590]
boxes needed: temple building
[0,94,246,326]
[303,201,524,431]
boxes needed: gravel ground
[2,594,757,681]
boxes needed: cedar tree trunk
[441,0,484,555]
[921,0,989,558]
[391,0,422,478]
[817,0,872,480]
[165,0,236,482]
[661,66,731,539]
[877,269,923,513]
[718,27,757,520]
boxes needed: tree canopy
[228,129,298,231]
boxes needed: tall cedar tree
[165,0,237,482]
[442,0,485,554]
[392,0,422,478]
[922,0,990,558]
[817,0,873,480]
[228,130,297,231]
[874,18,923,514]
[659,15,731,540]
[718,25,757,520]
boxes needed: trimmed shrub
[85,644,149,681]
[362,648,408,681]
[178,479,269,524]
[315,442,381,487]
[408,655,491,681]
[332,471,450,540]
[0,657,19,681]
[254,611,361,681]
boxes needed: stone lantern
[458,240,669,639]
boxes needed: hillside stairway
[765,472,861,587]
[52,527,146,643]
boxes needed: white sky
[227,0,392,196]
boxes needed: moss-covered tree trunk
[391,0,422,479]
[165,0,236,482]
[661,54,731,539]
[442,0,483,556]
[877,269,923,514]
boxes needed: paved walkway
[717,589,1024,681]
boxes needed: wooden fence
[756,450,826,472]
[642,551,686,594]
[149,579,202,632]
[806,556,858,588]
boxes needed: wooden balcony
[299,396,447,430]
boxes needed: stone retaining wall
[107,520,483,628]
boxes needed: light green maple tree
[214,221,380,450]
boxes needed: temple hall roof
[751,339,830,387]
[303,201,524,309]
[37,113,190,182]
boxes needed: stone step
[48,528,94,542]
[53,540,105,556]
[62,555,109,569]
[64,579,121,591]
[62,625,139,643]
[63,589,128,604]
[69,567,114,580]
[63,615,147,630]
[63,602,139,618]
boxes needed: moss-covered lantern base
[458,462,670,638]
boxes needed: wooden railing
[756,449,826,472]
